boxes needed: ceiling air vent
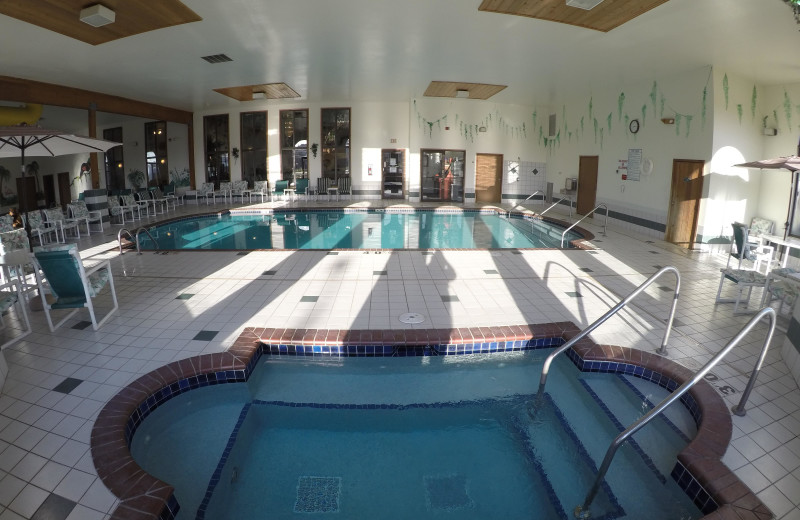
[201,53,233,64]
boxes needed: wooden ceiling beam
[0,75,192,124]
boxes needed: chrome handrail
[538,196,573,218]
[517,190,542,207]
[117,228,134,254]
[573,307,776,518]
[560,203,609,247]
[537,266,680,398]
[134,227,159,254]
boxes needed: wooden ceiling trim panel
[0,75,193,124]
[423,81,507,100]
[0,0,202,45]
[214,83,301,102]
[478,0,671,32]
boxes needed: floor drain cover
[399,312,425,324]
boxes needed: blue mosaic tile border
[195,403,252,520]
[260,336,563,357]
[671,460,718,515]
[578,379,667,484]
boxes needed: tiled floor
[0,198,799,519]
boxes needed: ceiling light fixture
[79,4,116,27]
[566,0,605,10]
[252,92,266,100]
[455,89,470,99]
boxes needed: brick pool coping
[90,323,770,520]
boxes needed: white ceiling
[1,0,799,112]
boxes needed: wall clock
[629,119,640,134]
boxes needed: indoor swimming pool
[134,209,586,250]
[129,349,703,520]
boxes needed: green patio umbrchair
[33,244,118,331]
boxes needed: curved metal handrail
[117,228,134,254]
[538,196,573,219]
[560,203,609,248]
[134,227,159,254]
[573,307,777,518]
[537,266,681,398]
[518,190,542,207]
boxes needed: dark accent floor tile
[658,286,673,292]
[53,378,83,394]
[666,318,687,327]
[653,265,663,269]
[262,270,277,276]
[300,296,319,303]
[566,291,583,297]
[237,251,249,256]
[587,251,599,255]
[31,493,76,520]
[193,330,219,341]
[511,250,523,254]
[649,250,660,254]
[646,240,655,244]
[373,271,388,275]
[441,295,460,302]
[326,251,339,255]
[594,240,603,242]
[421,251,433,256]
[579,267,594,272]
[176,293,194,300]
[71,321,91,330]
[484,269,499,274]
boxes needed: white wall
[548,67,714,238]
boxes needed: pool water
[131,351,702,520]
[137,211,583,250]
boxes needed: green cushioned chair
[33,244,118,331]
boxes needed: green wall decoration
[618,92,625,121]
[751,86,758,120]
[723,74,729,110]
[650,81,658,117]
[702,86,708,128]
[589,97,593,120]
[641,105,647,126]
[660,95,665,118]
[675,114,682,136]
[607,112,612,133]
[737,104,743,124]
[593,118,598,143]
[784,91,792,131]
[685,115,693,137]
[774,109,780,131]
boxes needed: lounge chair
[68,200,104,234]
[213,181,232,204]
[230,180,250,203]
[295,178,309,200]
[0,277,32,349]
[715,222,774,314]
[273,180,289,200]
[43,207,86,242]
[150,187,176,212]
[21,211,58,245]
[32,243,118,331]
[198,182,216,205]
[0,228,37,298]
[119,194,143,221]
[251,180,271,203]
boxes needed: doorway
[420,149,465,202]
[15,177,36,212]
[475,153,503,204]
[43,174,56,208]
[665,159,704,249]
[381,149,405,199]
[57,172,71,209]
[577,156,599,215]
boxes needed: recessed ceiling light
[79,4,115,27]
[566,0,605,10]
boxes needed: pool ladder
[533,266,777,518]
[118,227,159,255]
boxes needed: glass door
[420,149,465,202]
[382,149,404,199]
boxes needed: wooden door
[665,159,704,249]
[57,172,71,209]
[577,156,598,215]
[475,153,503,203]
[43,173,56,208]
[15,177,36,212]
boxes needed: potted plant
[70,161,92,188]
[311,143,318,158]
[127,169,146,190]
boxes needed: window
[321,108,350,182]
[204,114,230,188]
[420,149,465,202]
[103,126,124,191]
[280,110,308,183]
[144,121,168,187]
[240,111,267,187]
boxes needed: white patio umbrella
[0,125,120,249]
[735,156,800,240]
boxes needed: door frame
[576,155,599,216]
[665,159,705,249]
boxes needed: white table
[327,186,339,201]
[0,250,37,298]
[283,188,296,202]
[762,234,800,267]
